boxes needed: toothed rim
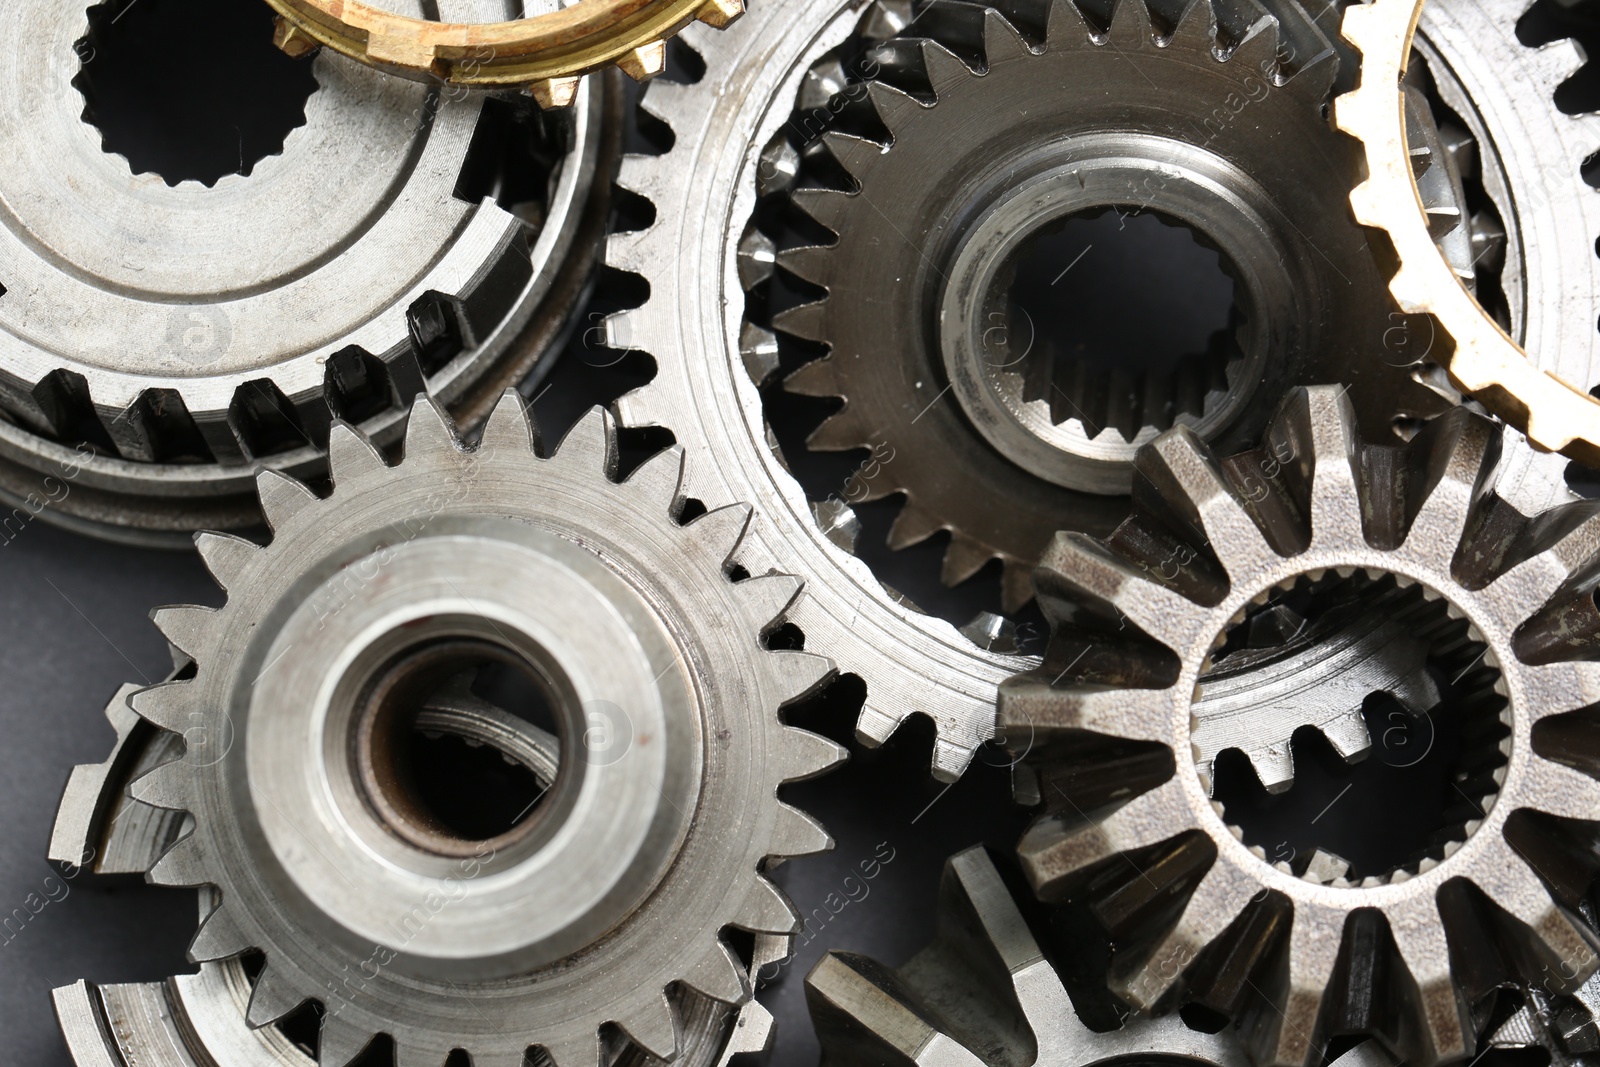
[117,391,846,1067]
[1005,385,1600,1066]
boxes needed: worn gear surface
[1002,386,1600,1066]
[92,392,847,1066]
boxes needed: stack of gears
[22,0,1600,1064]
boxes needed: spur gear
[59,392,846,1067]
[604,1,1028,780]
[1001,385,1600,1066]
[750,0,1460,614]
[0,0,615,545]
[265,0,744,108]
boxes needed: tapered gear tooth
[1254,918,1338,1067]
[789,187,853,233]
[189,900,252,962]
[617,39,668,82]
[326,421,387,484]
[1535,37,1585,94]
[742,322,781,385]
[540,1031,601,1067]
[684,503,753,569]
[1000,560,1035,614]
[807,408,875,452]
[777,725,849,782]
[776,245,833,288]
[1227,17,1281,76]
[982,6,1034,62]
[193,532,261,591]
[548,407,619,479]
[696,0,743,28]
[865,81,924,136]
[1287,48,1340,107]
[1281,387,1363,538]
[1039,531,1211,641]
[618,992,678,1060]
[402,394,462,461]
[1107,0,1156,47]
[737,573,803,630]
[806,952,935,1067]
[529,76,581,109]
[735,874,799,935]
[148,831,205,886]
[1166,0,1217,48]
[1388,908,1472,1063]
[1044,0,1096,43]
[682,940,751,1005]
[940,535,994,587]
[317,1021,380,1067]
[1245,745,1296,793]
[771,801,834,858]
[931,736,978,782]
[1019,782,1187,897]
[888,502,945,550]
[1408,411,1499,555]
[1142,425,1273,568]
[737,225,776,289]
[771,300,829,343]
[855,705,901,747]
[917,37,974,96]
[766,650,836,704]
[150,606,216,660]
[785,357,844,399]
[127,680,191,733]
[256,468,318,531]
[624,446,687,517]
[480,389,540,460]
[1117,863,1256,1010]
[1484,843,1600,979]
[821,131,887,179]
[246,962,308,1028]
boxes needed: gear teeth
[625,446,687,517]
[1001,561,1035,614]
[256,468,319,531]
[736,573,803,630]
[916,37,975,96]
[148,831,206,887]
[617,40,668,82]
[189,900,251,963]
[766,650,836,704]
[696,0,743,28]
[1534,38,1585,95]
[245,962,308,1028]
[403,394,464,462]
[806,952,934,1067]
[982,6,1034,61]
[788,187,852,233]
[685,503,754,569]
[784,357,844,398]
[194,532,261,592]
[770,801,835,858]
[735,874,799,935]
[821,132,886,178]
[530,77,582,110]
[540,1031,602,1067]
[741,322,781,385]
[327,421,388,484]
[479,389,540,460]
[1226,15,1281,76]
[1280,387,1363,537]
[940,535,994,587]
[1107,0,1156,47]
[931,736,979,782]
[150,606,218,661]
[776,245,834,288]
[1408,411,1499,557]
[855,705,901,747]
[127,680,191,733]
[865,81,925,135]
[682,940,751,1005]
[1166,0,1218,49]
[771,300,830,343]
[1288,48,1340,107]
[738,226,777,289]
[617,992,679,1059]
[548,406,620,479]
[887,502,946,550]
[775,725,849,782]
[317,1021,379,1067]
[1044,0,1097,42]
[1388,915,1472,1063]
[807,408,875,453]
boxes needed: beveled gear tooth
[865,80,925,136]
[770,801,834,858]
[245,962,308,1028]
[148,831,206,886]
[189,900,252,963]
[807,408,876,453]
[821,131,887,180]
[326,420,388,484]
[1044,0,1096,43]
[548,406,619,479]
[887,502,945,550]
[624,445,687,516]
[1141,425,1273,569]
[776,245,834,288]
[696,0,744,29]
[1165,0,1218,48]
[855,705,901,747]
[131,758,193,814]
[317,1021,380,1067]
[1534,37,1586,94]
[1406,409,1500,555]
[771,299,830,343]
[402,393,464,461]
[1226,16,1281,76]
[617,40,668,82]
[734,873,799,935]
[776,725,849,782]
[931,736,978,782]
[1287,48,1340,106]
[806,952,932,1067]
[681,940,750,1005]
[766,650,836,705]
[194,531,261,592]
[127,680,191,733]
[1000,560,1035,614]
[256,468,319,531]
[150,606,218,661]
[785,357,844,399]
[617,992,679,1059]
[741,322,781,385]
[1388,912,1472,1063]
[940,535,994,587]
[981,6,1034,62]
[737,226,777,289]
[539,1030,602,1067]
[735,573,803,630]
[478,389,541,460]
[917,37,975,96]
[529,76,582,109]
[683,503,753,569]
[788,187,852,233]
[1106,0,1156,46]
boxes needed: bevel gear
[78,392,846,1067]
[265,0,743,108]
[1001,386,1600,1066]
[754,0,1459,613]
[1335,0,1600,466]
[604,1,1026,780]
[0,0,614,545]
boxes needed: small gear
[80,393,847,1066]
[1002,386,1600,1065]
[264,0,744,107]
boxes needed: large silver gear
[0,0,613,545]
[1001,386,1600,1066]
[67,392,847,1066]
[759,0,1454,612]
[604,0,1026,780]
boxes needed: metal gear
[1001,385,1600,1066]
[603,1,1027,780]
[60,392,847,1067]
[1335,0,1600,466]
[264,0,744,108]
[0,0,615,546]
[752,0,1461,614]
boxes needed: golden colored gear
[265,0,743,107]
[1333,0,1600,465]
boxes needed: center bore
[353,637,567,859]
